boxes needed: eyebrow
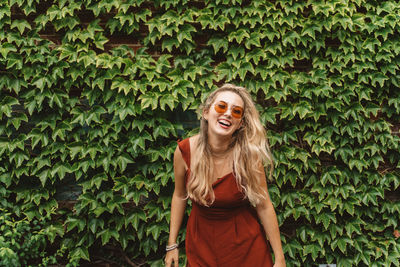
[217,100,243,108]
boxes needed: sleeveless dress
[178,138,273,267]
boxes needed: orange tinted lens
[214,101,227,113]
[232,106,244,118]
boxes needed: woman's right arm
[165,145,188,267]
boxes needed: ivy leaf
[216,62,234,81]
[228,28,250,43]
[111,77,132,95]
[207,36,228,54]
[162,37,179,52]
[197,13,213,29]
[0,43,17,58]
[50,161,72,180]
[139,92,159,110]
[172,80,191,98]
[77,51,96,68]
[301,22,322,40]
[246,48,265,65]
[371,72,388,87]
[66,217,86,233]
[292,100,312,119]
[135,8,152,22]
[7,113,28,130]
[282,30,300,47]
[0,172,12,188]
[6,53,23,70]
[70,247,90,261]
[214,15,230,30]
[303,244,322,261]
[261,107,279,125]
[146,223,162,240]
[177,24,195,43]
[348,159,368,173]
[153,119,176,139]
[244,32,261,49]
[89,218,105,234]
[93,32,108,50]
[10,19,31,34]
[91,172,108,190]
[117,153,134,172]
[159,94,177,111]
[331,236,353,254]
[237,62,254,80]
[97,229,120,245]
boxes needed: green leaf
[159,94,177,111]
[97,229,119,245]
[303,243,322,261]
[50,161,72,180]
[0,43,17,58]
[70,247,90,261]
[177,24,195,43]
[0,172,12,187]
[111,77,133,95]
[10,19,31,34]
[244,32,261,49]
[282,30,300,47]
[207,36,228,54]
[6,53,23,70]
[146,223,162,240]
[66,217,86,233]
[139,92,159,110]
[162,37,179,52]
[9,150,28,168]
[292,100,312,119]
[117,153,134,172]
[237,61,254,80]
[88,217,104,235]
[228,28,250,43]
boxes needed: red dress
[178,138,273,267]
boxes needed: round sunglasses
[214,101,244,119]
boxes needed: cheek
[234,121,241,129]
[207,109,219,120]
[234,119,243,129]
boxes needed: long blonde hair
[187,84,274,206]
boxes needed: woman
[165,84,285,267]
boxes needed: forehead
[214,91,244,107]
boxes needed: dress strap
[177,138,191,169]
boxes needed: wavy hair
[187,84,274,206]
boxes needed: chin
[211,123,236,137]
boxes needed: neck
[207,134,232,156]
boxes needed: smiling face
[203,91,244,138]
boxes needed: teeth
[218,120,231,126]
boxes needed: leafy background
[1,0,400,266]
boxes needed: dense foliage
[1,0,400,266]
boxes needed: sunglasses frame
[214,100,244,119]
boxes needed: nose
[223,107,232,117]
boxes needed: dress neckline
[186,138,233,187]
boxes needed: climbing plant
[1,0,400,266]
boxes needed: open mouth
[218,119,231,128]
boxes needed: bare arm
[165,145,188,267]
[255,164,286,267]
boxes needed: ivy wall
[1,0,400,266]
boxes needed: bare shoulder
[174,143,186,172]
[188,134,200,149]
[189,134,200,165]
[173,141,188,191]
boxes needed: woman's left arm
[255,164,286,267]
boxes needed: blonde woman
[165,84,285,267]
